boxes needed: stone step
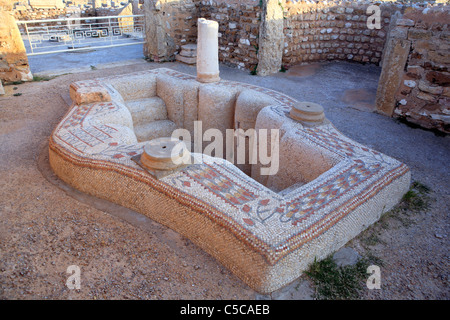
[181,43,197,52]
[126,97,168,126]
[175,54,197,65]
[134,120,178,142]
[179,49,197,58]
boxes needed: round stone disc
[290,101,325,123]
[141,137,190,171]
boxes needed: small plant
[359,180,432,245]
[90,65,97,70]
[400,181,431,213]
[253,44,259,55]
[280,65,288,73]
[33,75,55,82]
[13,93,22,96]
[306,256,370,300]
[11,81,24,85]
[250,65,258,76]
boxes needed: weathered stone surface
[69,84,112,105]
[0,81,5,95]
[235,89,278,130]
[426,71,450,86]
[0,7,32,83]
[256,0,284,76]
[28,0,65,9]
[390,26,409,40]
[385,7,450,133]
[416,91,437,103]
[428,50,450,65]
[376,38,411,116]
[198,84,239,137]
[290,101,325,124]
[143,0,179,61]
[418,80,443,95]
[156,74,199,131]
[175,55,196,65]
[408,29,432,40]
[443,87,450,98]
[396,18,415,27]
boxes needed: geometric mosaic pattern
[50,68,410,266]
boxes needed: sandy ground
[0,60,448,300]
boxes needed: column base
[196,72,220,83]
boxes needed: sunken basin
[49,68,410,293]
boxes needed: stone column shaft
[196,18,220,83]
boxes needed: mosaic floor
[49,68,411,293]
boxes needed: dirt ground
[0,60,448,300]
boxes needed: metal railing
[16,15,145,56]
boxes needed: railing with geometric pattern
[16,15,145,56]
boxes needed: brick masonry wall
[392,8,450,133]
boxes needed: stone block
[376,39,411,116]
[406,65,424,79]
[69,84,111,105]
[408,29,432,40]
[418,80,444,95]
[256,0,284,76]
[428,50,450,65]
[390,27,408,40]
[156,74,199,132]
[175,55,196,65]
[417,91,437,103]
[443,87,450,98]
[396,18,415,27]
[198,83,239,138]
[235,89,278,130]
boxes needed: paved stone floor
[0,58,448,299]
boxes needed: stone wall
[389,8,450,133]
[197,0,261,71]
[14,6,86,22]
[143,0,260,68]
[143,0,198,61]
[282,0,396,66]
[0,0,33,84]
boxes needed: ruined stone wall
[282,0,398,66]
[390,8,450,133]
[197,0,261,71]
[0,0,33,83]
[143,0,198,61]
[13,6,89,23]
[143,0,260,68]
[14,6,86,34]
